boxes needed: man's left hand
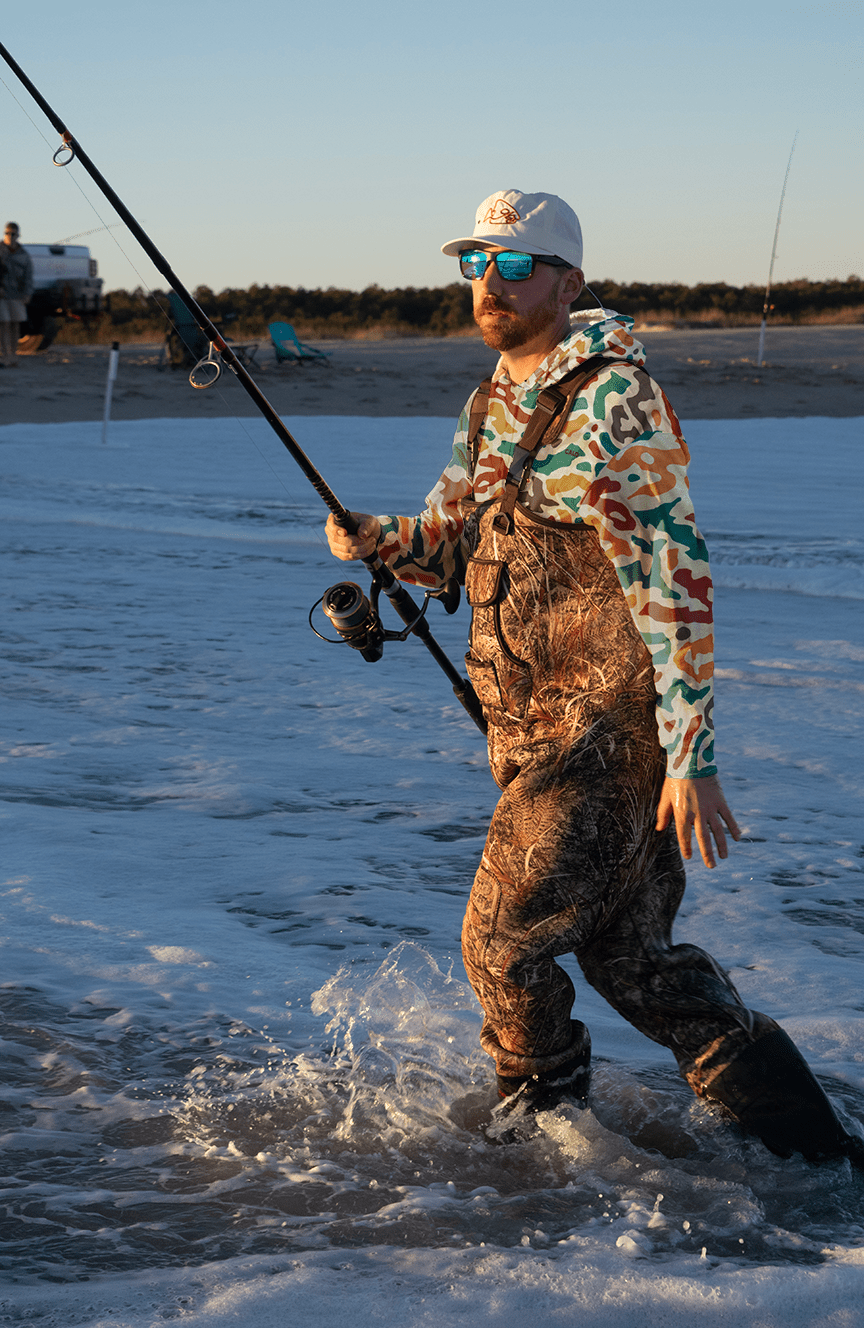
[656,775,741,869]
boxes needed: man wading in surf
[326,190,863,1165]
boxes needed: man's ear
[560,267,584,307]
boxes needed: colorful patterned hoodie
[376,315,716,780]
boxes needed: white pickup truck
[20,243,103,350]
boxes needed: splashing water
[3,942,864,1283]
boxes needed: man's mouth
[477,301,513,319]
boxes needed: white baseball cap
[441,189,583,268]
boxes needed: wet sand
[1,325,862,425]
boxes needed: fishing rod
[757,131,798,368]
[0,40,486,735]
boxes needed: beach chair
[269,321,331,364]
[162,292,208,369]
[159,293,261,370]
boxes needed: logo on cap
[481,199,521,226]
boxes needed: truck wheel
[35,316,60,351]
[18,316,59,353]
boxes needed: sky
[1,0,862,296]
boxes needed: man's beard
[474,289,559,351]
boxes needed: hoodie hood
[492,312,647,394]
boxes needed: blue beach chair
[160,293,259,369]
[163,292,208,368]
[269,321,331,364]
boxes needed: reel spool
[317,580,384,663]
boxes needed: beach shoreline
[1,325,862,425]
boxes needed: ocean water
[1,415,863,1326]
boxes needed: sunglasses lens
[459,250,489,280]
[459,250,536,281]
[494,252,534,281]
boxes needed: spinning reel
[309,573,460,663]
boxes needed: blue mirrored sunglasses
[459,249,570,282]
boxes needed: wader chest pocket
[465,557,506,608]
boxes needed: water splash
[3,944,864,1282]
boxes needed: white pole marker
[102,340,120,444]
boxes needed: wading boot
[488,1041,591,1143]
[706,1026,864,1168]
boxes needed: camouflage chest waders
[459,362,860,1164]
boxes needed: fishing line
[0,71,324,535]
[0,69,52,146]
[56,223,124,244]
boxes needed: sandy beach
[1,325,862,425]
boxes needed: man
[0,222,33,367]
[327,189,862,1165]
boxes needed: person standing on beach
[0,222,34,367]
[326,189,862,1166]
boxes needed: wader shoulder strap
[466,378,493,478]
[490,354,613,534]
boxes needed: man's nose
[478,260,506,293]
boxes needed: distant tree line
[98,282,476,339]
[589,276,864,324]
[58,276,864,343]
